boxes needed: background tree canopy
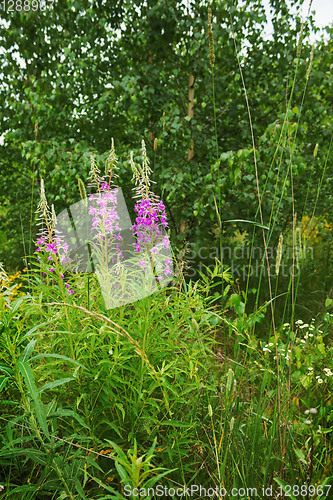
[0,0,332,306]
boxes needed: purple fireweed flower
[46,243,57,254]
[156,201,165,212]
[139,259,147,270]
[36,236,47,252]
[132,197,168,248]
[164,266,172,275]
[68,289,74,295]
[162,236,170,249]
[131,195,172,280]
[161,215,168,228]
[89,185,123,263]
[89,206,98,216]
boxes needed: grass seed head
[276,233,283,276]
[208,7,215,68]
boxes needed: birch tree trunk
[187,71,195,160]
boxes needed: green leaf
[88,475,125,498]
[145,468,178,488]
[273,478,297,500]
[294,447,307,465]
[45,149,54,159]
[223,219,269,230]
[39,377,74,393]
[17,360,49,439]
[145,436,157,461]
[48,409,89,429]
[317,343,326,356]
[21,338,37,362]
[0,364,13,377]
[0,448,46,463]
[115,461,129,484]
[23,321,55,339]
[160,420,192,428]
[29,353,86,370]
[226,293,245,317]
[299,374,312,389]
[0,376,10,392]
[99,420,123,438]
[105,440,127,462]
[325,298,333,309]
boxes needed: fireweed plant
[0,262,13,307]
[129,141,172,281]
[34,140,172,309]
[34,179,73,295]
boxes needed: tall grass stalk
[229,10,285,463]
[208,7,225,309]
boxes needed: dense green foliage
[0,0,332,497]
[0,261,332,497]
[0,0,332,273]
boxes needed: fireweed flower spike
[51,204,69,264]
[89,183,123,259]
[0,262,13,302]
[81,141,127,308]
[0,262,9,287]
[87,146,123,266]
[35,179,52,246]
[130,141,172,281]
[105,137,119,187]
[87,154,102,191]
[34,180,73,295]
[130,143,159,205]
